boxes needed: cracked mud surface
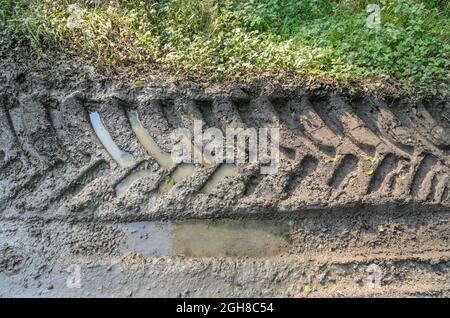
[0,57,449,297]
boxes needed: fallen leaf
[303,284,314,295]
[365,167,374,176]
[165,178,175,186]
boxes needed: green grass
[1,0,449,97]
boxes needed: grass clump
[1,0,449,97]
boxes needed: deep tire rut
[0,76,449,221]
[0,60,449,298]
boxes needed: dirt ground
[0,54,449,297]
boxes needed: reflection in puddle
[120,219,292,257]
[120,222,171,257]
[177,133,213,168]
[89,112,134,168]
[201,164,238,194]
[159,163,194,194]
[127,111,173,170]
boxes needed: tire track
[410,154,438,198]
[1,85,449,218]
[328,154,359,189]
[367,153,400,194]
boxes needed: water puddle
[116,168,152,196]
[89,112,134,168]
[177,134,213,168]
[119,219,292,257]
[201,164,238,194]
[159,163,194,194]
[127,110,173,170]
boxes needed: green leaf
[164,178,175,186]
[303,284,314,295]
[365,167,374,176]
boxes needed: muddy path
[0,58,449,297]
[1,210,449,297]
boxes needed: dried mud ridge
[0,61,449,297]
[1,66,449,221]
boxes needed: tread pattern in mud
[0,84,449,220]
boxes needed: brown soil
[0,55,449,298]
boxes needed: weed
[1,0,448,97]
